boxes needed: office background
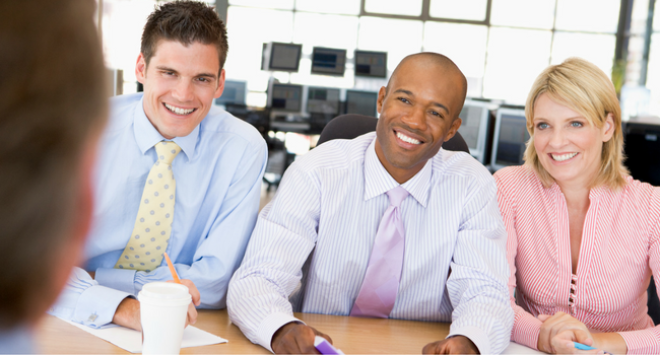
[99,0,659,117]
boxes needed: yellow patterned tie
[115,141,181,272]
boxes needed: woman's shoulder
[493,166,548,209]
[493,165,541,190]
[608,178,660,237]
[620,177,660,207]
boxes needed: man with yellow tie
[49,1,267,331]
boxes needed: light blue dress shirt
[0,326,33,354]
[50,93,267,328]
[228,133,513,355]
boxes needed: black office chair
[317,114,470,154]
[649,276,660,325]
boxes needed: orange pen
[163,252,181,284]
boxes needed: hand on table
[537,312,602,354]
[271,322,332,354]
[422,335,479,354]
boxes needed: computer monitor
[345,90,379,117]
[490,107,530,171]
[306,87,340,115]
[269,83,303,112]
[354,50,387,78]
[311,47,347,76]
[457,100,496,165]
[215,80,247,106]
[262,42,302,72]
[624,119,660,186]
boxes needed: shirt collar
[363,137,432,207]
[546,178,626,202]
[132,96,199,160]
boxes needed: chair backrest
[649,276,660,325]
[317,114,470,154]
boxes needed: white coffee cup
[138,282,192,354]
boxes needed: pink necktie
[350,186,409,318]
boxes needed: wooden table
[35,309,451,354]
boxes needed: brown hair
[141,1,229,72]
[524,57,629,189]
[0,0,107,329]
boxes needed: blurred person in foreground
[0,0,107,352]
[495,57,660,355]
[228,53,513,355]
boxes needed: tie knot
[155,141,181,165]
[386,186,409,207]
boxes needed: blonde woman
[495,57,660,355]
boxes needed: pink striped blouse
[494,166,660,354]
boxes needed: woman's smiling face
[532,93,614,187]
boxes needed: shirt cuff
[619,328,660,354]
[511,310,542,350]
[448,325,491,355]
[256,312,305,353]
[95,267,137,295]
[71,284,132,328]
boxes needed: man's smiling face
[136,39,225,139]
[374,55,465,183]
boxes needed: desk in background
[35,310,542,354]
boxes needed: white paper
[502,342,546,354]
[65,320,227,353]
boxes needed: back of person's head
[141,1,229,72]
[0,0,107,329]
[524,57,628,189]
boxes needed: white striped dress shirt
[228,132,513,354]
[495,166,660,354]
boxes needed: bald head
[373,52,467,183]
[387,53,467,119]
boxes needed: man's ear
[602,112,615,142]
[213,69,226,99]
[135,53,147,84]
[376,86,386,115]
[444,117,463,142]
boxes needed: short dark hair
[141,1,229,72]
[0,0,106,329]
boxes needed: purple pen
[314,336,344,355]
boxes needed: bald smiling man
[227,53,513,355]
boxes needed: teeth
[551,152,578,161]
[396,132,421,145]
[165,103,194,115]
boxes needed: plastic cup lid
[139,282,190,300]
